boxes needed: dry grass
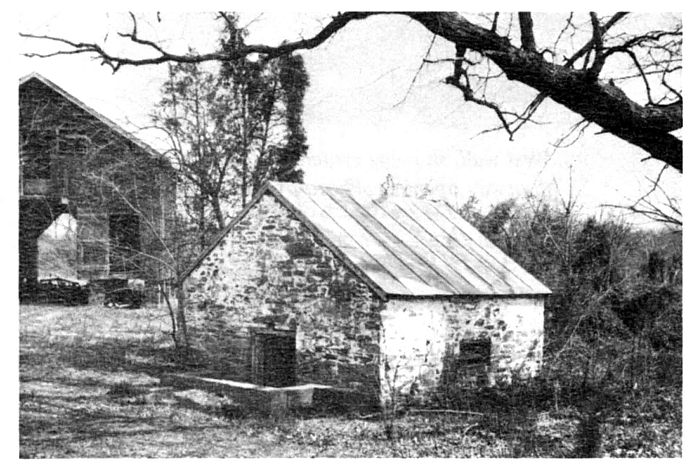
[17,304,516,457]
[19,304,681,458]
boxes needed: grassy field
[19,304,681,458]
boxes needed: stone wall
[183,191,547,407]
[379,297,545,404]
[20,77,175,284]
[184,194,385,401]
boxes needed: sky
[15,10,682,229]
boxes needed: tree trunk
[175,283,190,354]
[210,197,226,231]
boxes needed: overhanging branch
[21,12,376,71]
[21,11,683,171]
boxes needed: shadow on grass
[19,387,237,457]
[22,337,180,375]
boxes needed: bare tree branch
[446,44,516,139]
[117,12,168,56]
[394,34,437,107]
[662,74,682,101]
[624,49,654,104]
[552,119,592,149]
[602,164,681,227]
[518,12,537,52]
[22,11,683,171]
[564,12,628,67]
[23,12,377,72]
[587,12,605,78]
[491,12,499,33]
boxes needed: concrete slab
[160,373,340,416]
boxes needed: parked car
[36,277,90,306]
[101,278,145,309]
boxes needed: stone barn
[19,73,176,299]
[180,182,551,406]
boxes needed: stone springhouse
[180,182,551,405]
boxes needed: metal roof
[261,182,550,297]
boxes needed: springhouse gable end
[182,182,550,405]
[184,190,385,394]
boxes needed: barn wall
[20,78,174,285]
[380,297,545,404]
[184,194,385,400]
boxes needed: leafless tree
[151,48,308,247]
[86,170,190,350]
[603,165,681,228]
[22,12,682,172]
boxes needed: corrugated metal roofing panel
[268,182,551,297]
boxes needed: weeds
[20,304,681,457]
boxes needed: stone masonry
[184,192,546,406]
[380,297,544,403]
[184,194,385,401]
[20,74,175,286]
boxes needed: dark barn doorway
[251,329,296,387]
[109,212,140,274]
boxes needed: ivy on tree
[151,13,309,249]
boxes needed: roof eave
[384,291,552,300]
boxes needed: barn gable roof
[20,72,162,160]
[180,182,551,298]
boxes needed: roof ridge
[270,181,447,204]
[270,181,352,194]
[20,72,162,160]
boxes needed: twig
[564,12,628,68]
[394,33,437,107]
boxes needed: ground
[19,304,681,458]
